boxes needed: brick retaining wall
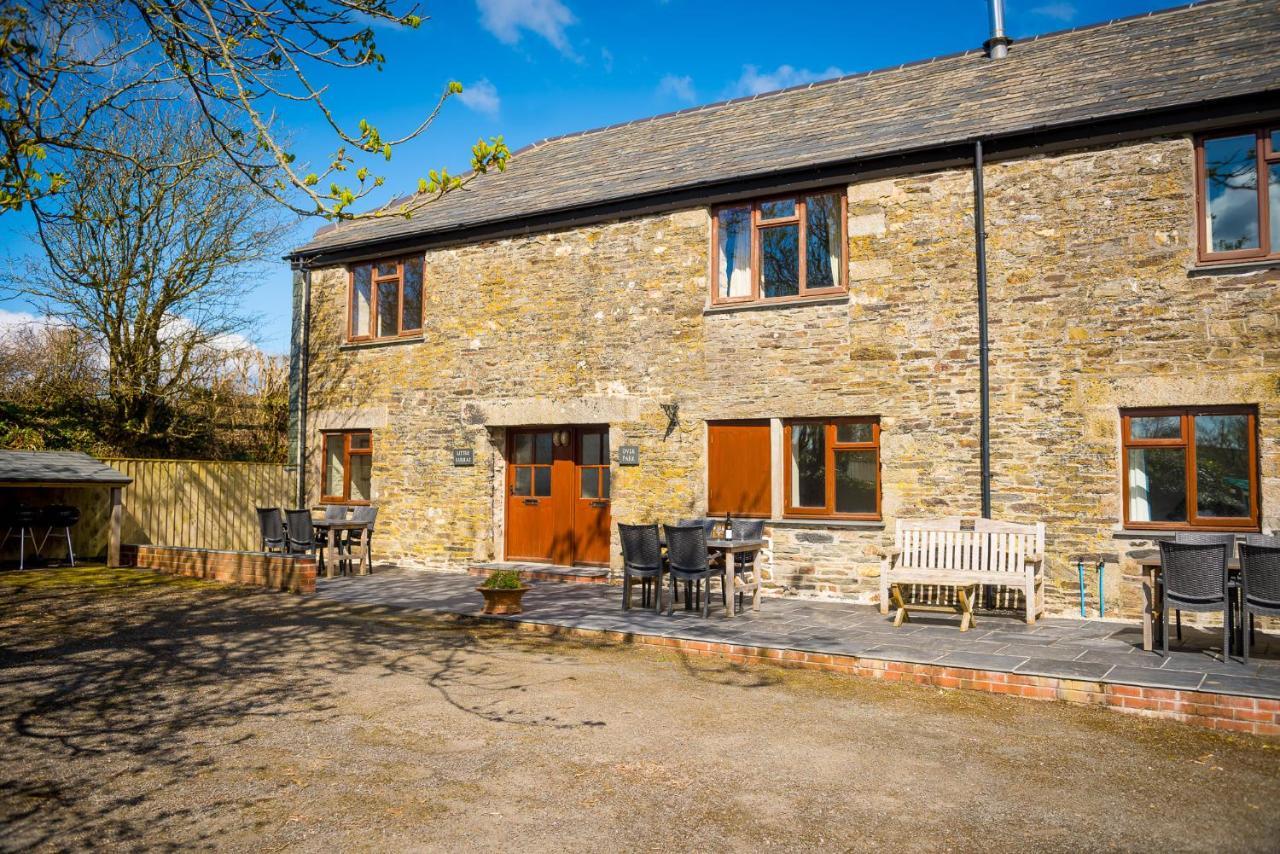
[122,544,316,594]
[495,619,1280,738]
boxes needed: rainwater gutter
[294,265,312,508]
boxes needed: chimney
[984,0,1012,59]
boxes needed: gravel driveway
[1,567,1277,852]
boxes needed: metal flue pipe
[986,0,1012,59]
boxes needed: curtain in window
[718,207,751,298]
[1128,451,1151,523]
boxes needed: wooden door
[573,428,611,566]
[506,430,554,562]
[505,426,611,566]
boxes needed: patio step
[467,562,611,585]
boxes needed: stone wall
[303,133,1279,620]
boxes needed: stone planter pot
[477,585,531,615]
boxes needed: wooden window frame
[783,417,880,520]
[710,190,848,306]
[706,420,772,518]
[346,256,424,342]
[577,428,611,501]
[1120,406,1259,532]
[320,430,373,505]
[1195,127,1280,264]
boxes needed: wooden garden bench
[878,517,1046,629]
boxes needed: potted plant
[477,569,530,614]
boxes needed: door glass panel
[533,467,551,496]
[717,206,752,299]
[760,198,796,219]
[1129,415,1181,440]
[1194,414,1250,518]
[581,432,602,466]
[836,422,873,443]
[512,467,531,496]
[805,193,841,289]
[377,280,399,337]
[402,257,423,332]
[760,224,800,298]
[791,423,825,507]
[323,435,344,496]
[1127,447,1187,523]
[601,467,610,499]
[580,467,599,499]
[349,455,371,501]
[351,264,372,337]
[535,433,553,465]
[1202,133,1259,253]
[835,450,876,514]
[513,433,533,464]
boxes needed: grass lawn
[1,566,1278,852]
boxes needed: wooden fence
[2,458,293,559]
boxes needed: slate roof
[0,451,132,485]
[294,0,1280,258]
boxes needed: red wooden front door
[505,427,610,566]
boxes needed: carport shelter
[0,451,132,566]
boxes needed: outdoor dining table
[706,537,766,619]
[1132,553,1241,652]
[312,518,371,578]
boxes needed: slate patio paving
[316,567,1280,701]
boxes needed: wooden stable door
[505,427,611,567]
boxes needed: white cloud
[456,79,501,116]
[1030,3,1078,23]
[476,0,576,55]
[0,309,52,338]
[600,47,614,73]
[657,73,695,104]
[731,64,845,97]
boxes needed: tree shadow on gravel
[0,568,604,851]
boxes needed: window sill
[767,518,884,531]
[1112,526,1261,540]
[339,336,423,351]
[703,294,849,315]
[1187,258,1280,277]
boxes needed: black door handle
[590,500,609,508]
[523,498,539,506]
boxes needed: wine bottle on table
[724,512,733,541]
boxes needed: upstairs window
[1122,407,1258,531]
[711,191,847,305]
[322,430,372,504]
[349,256,423,341]
[1197,127,1280,263]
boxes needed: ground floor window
[784,418,880,520]
[707,421,771,517]
[321,430,372,503]
[1122,406,1258,530]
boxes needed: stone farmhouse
[287,0,1280,619]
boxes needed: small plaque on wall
[451,448,474,467]
[618,445,639,466]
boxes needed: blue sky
[0,0,1186,353]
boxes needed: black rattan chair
[1159,539,1233,660]
[664,524,723,618]
[619,523,663,611]
[285,509,321,572]
[1171,532,1238,643]
[324,505,351,520]
[729,517,766,612]
[256,507,286,553]
[1239,535,1280,664]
